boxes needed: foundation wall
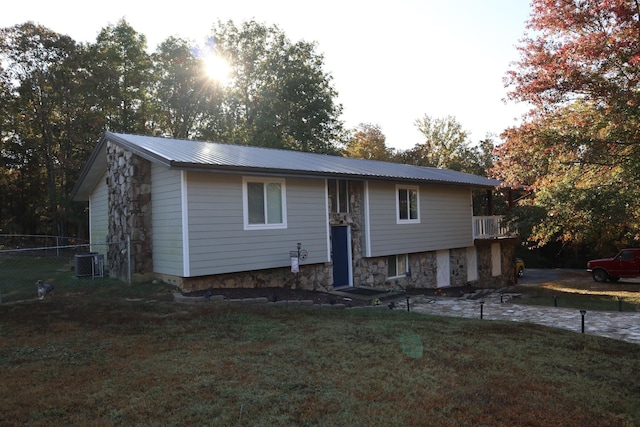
[160,263,333,293]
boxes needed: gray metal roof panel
[107,132,501,187]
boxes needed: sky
[2,0,533,151]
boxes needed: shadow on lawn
[514,269,640,311]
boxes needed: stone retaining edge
[173,293,348,308]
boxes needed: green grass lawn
[0,255,156,302]
[2,297,640,426]
[513,271,640,312]
[1,258,640,425]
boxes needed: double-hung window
[388,254,409,278]
[396,185,420,223]
[243,177,287,230]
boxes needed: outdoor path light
[296,243,301,287]
[290,243,304,288]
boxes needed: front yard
[1,261,639,426]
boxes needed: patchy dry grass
[1,261,640,425]
[1,283,640,426]
[514,271,640,311]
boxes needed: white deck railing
[473,216,512,239]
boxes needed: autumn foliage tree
[343,123,394,161]
[494,0,640,256]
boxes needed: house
[71,131,515,292]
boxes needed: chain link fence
[0,235,131,304]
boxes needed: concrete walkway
[396,293,640,345]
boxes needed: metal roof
[110,132,500,184]
[72,131,501,200]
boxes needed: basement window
[388,254,408,278]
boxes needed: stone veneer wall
[173,264,333,293]
[475,239,516,287]
[358,241,515,290]
[500,239,517,285]
[476,244,493,285]
[106,142,153,282]
[449,248,468,287]
[356,248,440,289]
[357,250,461,290]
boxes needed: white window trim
[387,253,409,279]
[364,181,371,257]
[395,184,420,224]
[242,177,288,230]
[324,180,332,262]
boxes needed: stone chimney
[106,142,152,281]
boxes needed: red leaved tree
[494,0,640,257]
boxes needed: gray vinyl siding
[367,181,473,257]
[89,171,108,254]
[151,165,184,276]
[186,172,329,277]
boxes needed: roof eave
[70,134,109,201]
[71,131,175,201]
[106,131,173,167]
[170,161,501,188]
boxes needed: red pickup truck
[587,248,640,282]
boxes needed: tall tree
[401,115,482,173]
[343,123,394,161]
[494,0,640,254]
[0,19,347,237]
[397,115,500,216]
[149,37,223,139]
[0,22,95,236]
[88,19,153,134]
[202,20,344,153]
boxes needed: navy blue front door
[331,226,351,287]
